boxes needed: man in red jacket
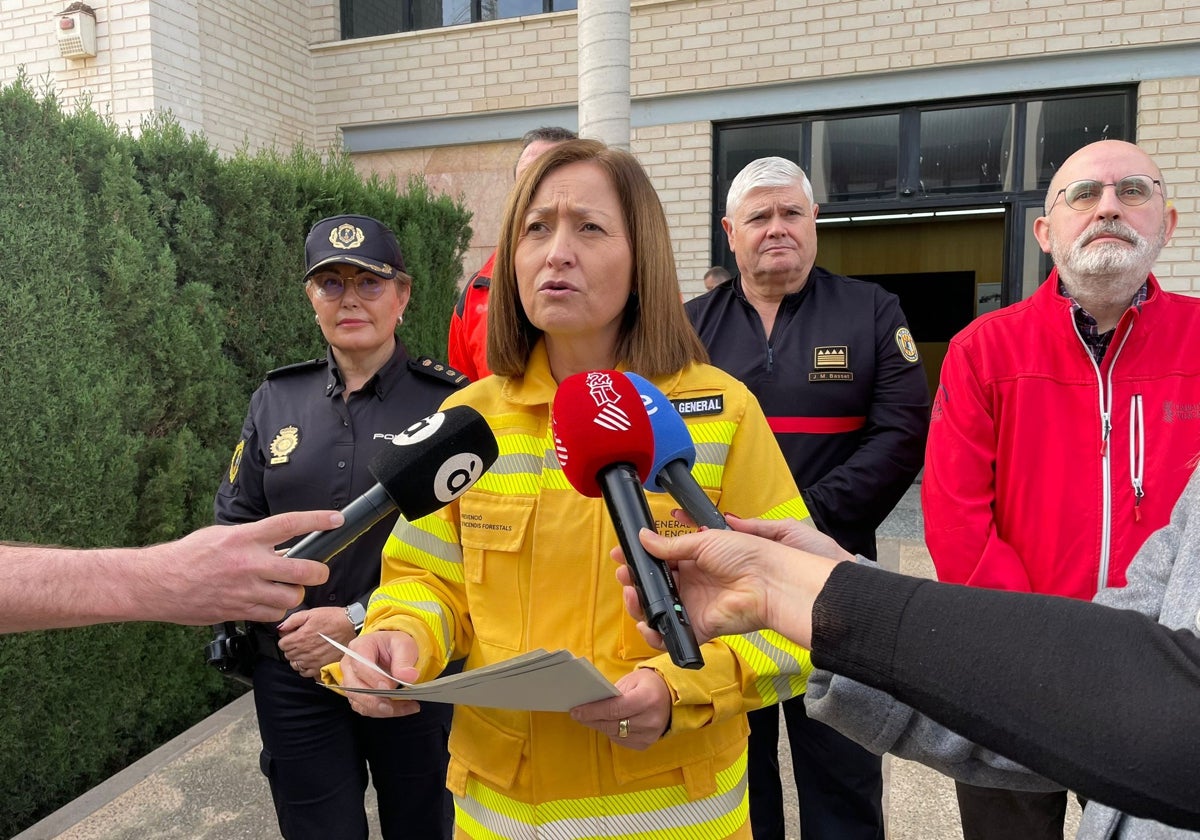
[924,139,1198,840]
[447,126,575,380]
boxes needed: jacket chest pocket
[459,493,535,652]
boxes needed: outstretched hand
[145,509,338,624]
[613,519,846,648]
[720,513,854,563]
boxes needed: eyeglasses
[309,273,388,301]
[1049,175,1161,212]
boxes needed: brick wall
[313,0,1199,136]
[633,122,716,298]
[1138,78,1200,291]
[0,0,142,128]
[193,1,316,152]
[331,1,1198,293]
[309,12,579,151]
[0,1,316,150]
[2,0,1196,292]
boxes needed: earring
[314,315,320,324]
[397,315,404,326]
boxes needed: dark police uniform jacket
[214,341,467,632]
[686,268,930,559]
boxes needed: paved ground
[16,485,1082,839]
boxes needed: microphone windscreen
[368,405,499,519]
[623,373,696,493]
[551,370,655,497]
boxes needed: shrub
[0,74,471,837]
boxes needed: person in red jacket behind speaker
[923,139,1200,840]
[447,126,575,381]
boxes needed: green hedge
[0,74,471,837]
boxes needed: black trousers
[956,781,1080,840]
[253,657,454,840]
[748,696,884,840]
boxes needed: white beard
[1053,220,1164,310]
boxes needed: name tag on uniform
[670,395,724,417]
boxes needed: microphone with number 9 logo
[285,405,498,563]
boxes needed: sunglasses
[309,273,389,301]
[1049,175,1161,212]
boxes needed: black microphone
[207,406,497,678]
[285,405,499,562]
[624,373,730,532]
[551,370,704,670]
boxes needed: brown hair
[487,139,707,378]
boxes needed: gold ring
[618,718,630,739]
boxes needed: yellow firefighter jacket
[332,343,811,838]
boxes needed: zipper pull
[1101,414,1111,456]
[1133,483,1144,523]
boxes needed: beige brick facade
[2,0,1197,296]
[631,121,715,291]
[4,1,317,151]
[1139,77,1200,291]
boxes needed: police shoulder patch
[410,356,469,387]
[266,357,327,379]
[228,439,245,485]
[894,327,920,363]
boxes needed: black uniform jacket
[686,268,930,559]
[214,341,467,614]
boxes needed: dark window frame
[340,0,574,39]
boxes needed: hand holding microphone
[552,371,703,670]
[624,373,731,532]
[208,406,498,678]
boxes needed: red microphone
[552,371,703,669]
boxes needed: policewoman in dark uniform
[214,215,466,840]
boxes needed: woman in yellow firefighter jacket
[331,140,812,838]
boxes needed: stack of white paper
[320,634,620,712]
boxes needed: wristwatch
[345,602,367,633]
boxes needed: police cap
[303,215,406,280]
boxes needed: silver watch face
[346,603,367,627]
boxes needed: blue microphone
[623,373,732,531]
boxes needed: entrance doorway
[816,214,1006,396]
